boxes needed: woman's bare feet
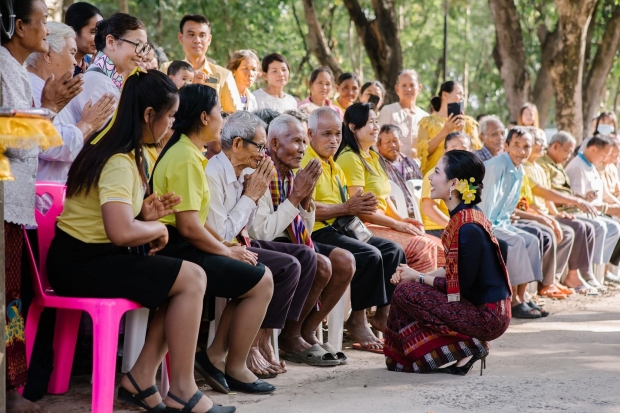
[7,390,49,413]
[164,390,213,412]
[258,329,286,373]
[346,310,382,349]
[247,346,278,376]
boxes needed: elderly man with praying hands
[246,114,355,365]
[206,111,332,379]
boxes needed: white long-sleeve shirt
[29,73,84,182]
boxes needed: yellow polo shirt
[420,169,449,230]
[160,58,242,113]
[57,153,144,243]
[336,147,390,212]
[301,144,348,232]
[153,135,210,227]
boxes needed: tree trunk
[300,0,343,80]
[62,0,74,21]
[582,4,620,139]
[547,0,597,143]
[343,0,402,104]
[488,0,529,122]
[119,0,129,13]
[532,25,559,128]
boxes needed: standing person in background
[64,1,103,76]
[518,102,539,128]
[334,72,360,112]
[592,111,618,137]
[160,14,242,112]
[377,70,429,158]
[140,41,159,70]
[359,80,385,111]
[227,50,259,111]
[474,115,505,162]
[417,81,481,175]
[253,53,297,112]
[420,132,472,238]
[298,67,343,118]
[377,124,422,218]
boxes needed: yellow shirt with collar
[301,144,348,232]
[57,152,144,243]
[420,169,449,230]
[160,58,243,113]
[336,146,390,212]
[153,135,210,227]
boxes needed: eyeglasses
[238,137,266,153]
[118,37,151,57]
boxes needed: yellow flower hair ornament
[90,66,147,145]
[455,177,480,204]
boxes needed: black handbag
[322,177,372,243]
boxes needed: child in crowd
[167,60,195,88]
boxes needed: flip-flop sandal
[573,285,599,296]
[511,302,541,319]
[555,284,575,295]
[282,343,340,367]
[320,342,348,365]
[538,286,567,300]
[526,301,549,317]
[351,342,384,354]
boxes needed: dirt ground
[38,287,620,413]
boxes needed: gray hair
[220,111,267,150]
[396,69,419,84]
[26,22,76,67]
[308,107,341,132]
[550,131,576,147]
[478,115,504,136]
[267,114,303,142]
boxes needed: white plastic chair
[406,179,423,200]
[121,308,150,373]
[389,180,409,217]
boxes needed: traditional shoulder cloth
[441,208,511,302]
[269,167,314,247]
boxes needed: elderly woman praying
[26,21,115,182]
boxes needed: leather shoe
[194,351,230,394]
[224,374,275,394]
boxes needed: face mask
[597,124,615,136]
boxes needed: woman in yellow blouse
[47,70,235,412]
[336,103,444,273]
[417,81,481,175]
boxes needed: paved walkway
[38,291,620,413]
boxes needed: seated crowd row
[2,2,619,412]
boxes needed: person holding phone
[359,81,385,111]
[417,81,482,175]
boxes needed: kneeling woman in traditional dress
[384,150,511,375]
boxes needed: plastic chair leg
[316,321,323,344]
[24,302,44,367]
[122,308,149,373]
[272,329,280,362]
[90,307,124,413]
[47,309,82,394]
[207,298,227,347]
[160,353,170,398]
[327,287,350,352]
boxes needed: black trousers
[312,227,406,311]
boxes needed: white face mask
[598,123,615,136]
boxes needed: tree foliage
[53,0,620,129]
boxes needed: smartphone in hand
[367,94,381,107]
[447,101,464,118]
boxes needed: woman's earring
[449,187,453,200]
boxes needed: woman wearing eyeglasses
[60,13,150,129]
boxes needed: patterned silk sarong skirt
[384,281,511,373]
[367,225,445,273]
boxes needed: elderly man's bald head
[268,114,308,171]
[308,107,341,132]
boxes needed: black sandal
[526,301,549,317]
[164,390,236,413]
[117,371,166,413]
[511,302,542,319]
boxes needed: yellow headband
[90,66,147,145]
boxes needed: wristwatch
[419,274,425,284]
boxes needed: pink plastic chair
[24,182,143,413]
